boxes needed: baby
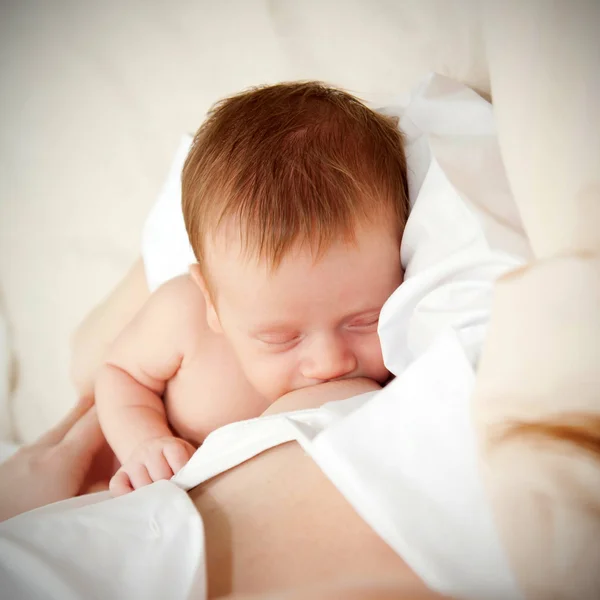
[95,81,410,495]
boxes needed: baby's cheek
[226,340,283,400]
[359,335,390,382]
[241,357,292,403]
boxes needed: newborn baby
[95,81,409,495]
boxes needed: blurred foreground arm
[477,2,600,598]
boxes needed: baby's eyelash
[348,316,380,328]
[258,334,301,346]
[264,338,296,346]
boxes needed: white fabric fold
[0,482,205,600]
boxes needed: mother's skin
[191,378,425,599]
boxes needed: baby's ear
[188,264,222,334]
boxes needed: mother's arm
[477,3,600,598]
[70,258,150,399]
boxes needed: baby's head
[182,81,409,400]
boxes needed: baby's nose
[301,335,357,382]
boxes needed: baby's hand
[109,436,196,496]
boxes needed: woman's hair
[182,81,409,272]
[501,415,600,460]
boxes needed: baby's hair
[182,81,409,276]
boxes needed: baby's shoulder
[146,274,208,331]
[155,273,202,300]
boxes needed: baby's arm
[95,274,203,495]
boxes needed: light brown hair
[182,81,409,274]
[500,414,600,460]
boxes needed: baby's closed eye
[346,313,380,330]
[257,332,302,348]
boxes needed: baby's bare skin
[162,278,271,444]
[95,275,270,495]
[96,222,402,495]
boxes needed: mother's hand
[0,396,107,522]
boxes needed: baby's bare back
[161,276,269,445]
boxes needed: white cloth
[0,482,205,600]
[380,75,530,373]
[141,136,197,292]
[0,332,520,600]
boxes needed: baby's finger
[37,396,95,446]
[109,470,134,497]
[127,463,153,490]
[146,451,174,482]
[162,442,193,475]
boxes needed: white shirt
[0,332,519,600]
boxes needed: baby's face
[203,222,403,402]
